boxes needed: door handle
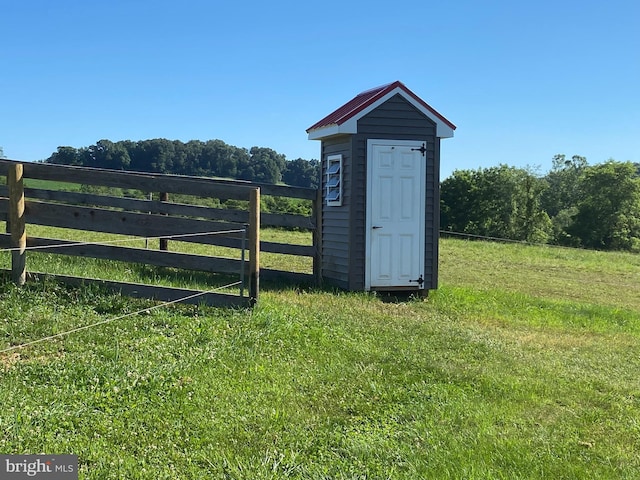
[372,226,382,229]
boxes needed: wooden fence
[0,159,320,307]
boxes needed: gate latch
[411,275,424,286]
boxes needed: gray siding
[429,138,442,290]
[320,136,352,289]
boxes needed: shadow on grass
[375,291,428,303]
[2,263,423,310]
[132,264,325,296]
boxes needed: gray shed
[307,81,456,293]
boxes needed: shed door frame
[365,139,427,290]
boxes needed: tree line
[41,140,640,252]
[441,155,640,252]
[45,138,320,189]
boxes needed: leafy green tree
[49,146,83,165]
[81,139,131,170]
[441,169,478,233]
[180,140,203,176]
[540,154,589,245]
[519,168,553,242]
[128,139,168,173]
[242,147,287,184]
[283,158,320,188]
[148,139,175,173]
[568,160,640,251]
[441,165,551,242]
[93,140,131,170]
[0,146,6,159]
[200,139,248,179]
[541,155,588,217]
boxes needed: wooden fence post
[8,163,26,285]
[159,192,169,251]
[249,187,260,305]
[313,187,323,286]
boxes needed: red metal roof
[306,80,456,133]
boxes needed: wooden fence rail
[0,159,317,307]
[0,159,321,305]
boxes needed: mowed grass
[0,236,639,478]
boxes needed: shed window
[327,162,341,175]
[326,154,342,206]
[327,176,340,188]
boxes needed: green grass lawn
[1,236,639,479]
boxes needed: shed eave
[437,124,455,139]
[307,123,357,140]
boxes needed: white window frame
[326,154,343,206]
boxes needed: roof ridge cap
[356,80,402,97]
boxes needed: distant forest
[441,156,640,252]
[44,138,320,189]
[43,140,640,253]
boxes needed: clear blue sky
[2,0,638,179]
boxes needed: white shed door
[366,140,426,289]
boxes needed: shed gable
[307,81,456,140]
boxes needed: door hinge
[411,143,427,156]
[411,275,424,286]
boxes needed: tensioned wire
[0,226,620,255]
[0,280,242,355]
[440,229,582,249]
[0,228,248,354]
[1,227,636,354]
[439,230,640,290]
[0,228,246,253]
